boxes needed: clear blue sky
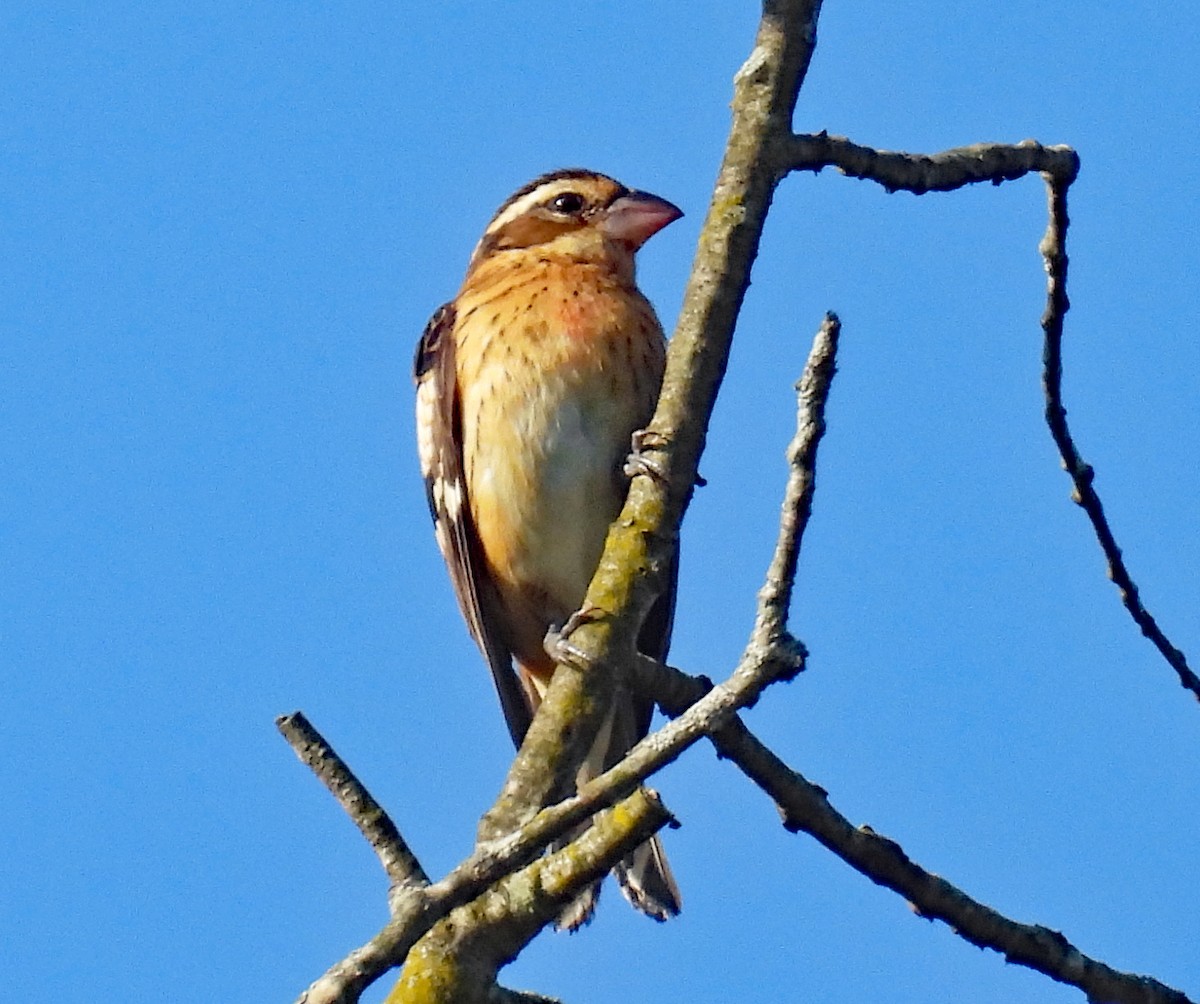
[4,3,1198,1002]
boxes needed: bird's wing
[414,302,533,744]
[632,548,678,736]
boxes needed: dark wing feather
[631,547,678,738]
[415,303,533,744]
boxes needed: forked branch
[775,127,1195,705]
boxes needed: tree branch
[277,711,429,889]
[776,132,1078,193]
[637,656,1194,1004]
[1038,174,1200,704]
[295,787,670,1004]
[488,990,561,1004]
[387,790,672,1004]
[775,129,1196,705]
[751,311,840,648]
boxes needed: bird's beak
[601,190,683,249]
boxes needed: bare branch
[633,657,1195,1004]
[776,133,1078,194]
[277,711,429,888]
[1038,176,1200,704]
[293,739,686,1003]
[291,786,667,998]
[297,920,412,1004]
[752,311,840,648]
[387,790,672,1004]
[777,127,1194,707]
[778,129,1197,706]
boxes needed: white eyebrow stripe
[483,179,593,235]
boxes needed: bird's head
[467,169,682,276]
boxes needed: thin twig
[277,711,429,888]
[777,131,1196,704]
[752,312,840,647]
[1038,175,1200,704]
[634,658,1194,1004]
[776,133,1078,194]
[297,920,409,1004]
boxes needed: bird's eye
[548,192,585,215]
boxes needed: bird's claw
[623,428,707,487]
[544,606,603,668]
[624,428,669,482]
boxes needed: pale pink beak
[601,190,683,249]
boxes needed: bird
[414,168,683,927]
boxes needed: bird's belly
[470,381,628,631]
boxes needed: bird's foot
[544,606,603,668]
[624,429,707,487]
[624,428,669,481]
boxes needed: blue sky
[3,3,1198,1002]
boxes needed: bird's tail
[555,697,682,931]
[613,832,681,920]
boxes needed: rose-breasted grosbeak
[415,169,683,926]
